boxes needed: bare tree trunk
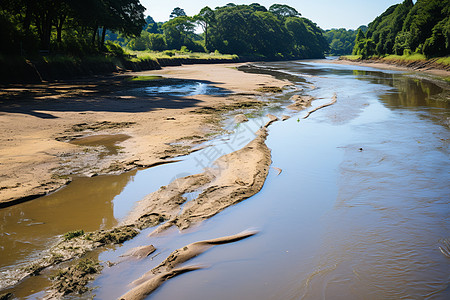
[56,14,66,44]
[91,27,97,46]
[101,26,107,49]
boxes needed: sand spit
[287,94,315,111]
[125,125,272,233]
[303,93,337,119]
[119,230,258,300]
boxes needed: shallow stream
[1,59,449,299]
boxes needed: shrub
[105,41,125,57]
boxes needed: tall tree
[162,16,194,50]
[269,4,300,19]
[194,6,215,51]
[170,7,186,19]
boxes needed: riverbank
[337,55,450,78]
[0,53,241,84]
[0,63,289,207]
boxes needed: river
[1,59,449,299]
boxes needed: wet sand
[321,58,450,78]
[0,63,288,206]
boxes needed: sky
[140,0,406,30]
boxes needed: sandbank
[0,63,288,206]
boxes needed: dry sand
[0,63,288,206]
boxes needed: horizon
[141,0,407,30]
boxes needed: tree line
[324,26,367,56]
[0,2,329,59]
[0,0,145,56]
[353,0,450,58]
[110,3,329,59]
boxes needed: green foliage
[269,4,301,19]
[109,3,327,59]
[163,50,176,57]
[170,7,186,19]
[324,27,364,55]
[208,4,327,58]
[355,0,450,58]
[194,6,215,51]
[162,16,196,50]
[105,41,125,56]
[0,0,146,56]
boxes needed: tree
[162,16,195,49]
[194,6,215,51]
[170,7,186,19]
[352,28,366,55]
[269,4,300,19]
[148,33,166,51]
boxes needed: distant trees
[353,0,450,58]
[324,27,366,56]
[112,3,328,59]
[1,2,330,59]
[170,7,186,19]
[269,4,301,19]
[207,4,327,58]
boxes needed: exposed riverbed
[1,59,449,299]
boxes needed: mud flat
[1,118,276,296]
[0,63,288,207]
[124,126,272,232]
[322,57,450,78]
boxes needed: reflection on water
[351,69,448,108]
[69,134,130,157]
[0,171,135,270]
[144,82,228,97]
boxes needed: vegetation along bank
[0,2,329,83]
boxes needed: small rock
[281,115,290,121]
[166,117,176,120]
[234,114,249,123]
[359,148,363,151]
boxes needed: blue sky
[141,0,406,30]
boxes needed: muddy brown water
[1,60,449,299]
[69,134,130,157]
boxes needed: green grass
[436,56,450,66]
[127,50,239,61]
[127,75,164,81]
[383,53,427,62]
[340,55,362,60]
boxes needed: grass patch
[436,57,450,66]
[383,53,427,62]
[127,50,239,61]
[341,55,361,60]
[63,230,84,241]
[128,75,164,81]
